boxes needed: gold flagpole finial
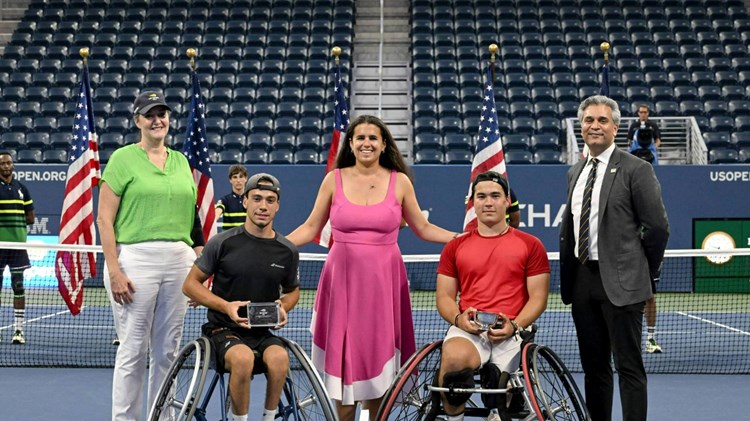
[488,43,498,64]
[332,46,341,65]
[187,48,197,70]
[600,41,610,63]
[79,47,89,65]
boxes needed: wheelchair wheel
[376,340,443,421]
[149,337,212,421]
[280,338,336,420]
[523,344,589,421]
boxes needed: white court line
[0,306,79,331]
[676,311,750,336]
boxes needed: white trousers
[104,241,195,421]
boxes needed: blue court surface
[0,367,744,420]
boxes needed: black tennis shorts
[202,324,285,373]
[0,249,31,271]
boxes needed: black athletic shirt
[195,225,300,329]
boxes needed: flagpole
[80,46,88,65]
[601,41,610,68]
[488,43,497,82]
[332,45,341,66]
[187,47,197,71]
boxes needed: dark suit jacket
[559,147,670,307]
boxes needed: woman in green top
[97,91,202,420]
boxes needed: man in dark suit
[559,96,670,421]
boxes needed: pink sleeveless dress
[310,169,416,404]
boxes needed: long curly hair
[334,114,412,180]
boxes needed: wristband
[510,319,519,334]
[454,313,461,327]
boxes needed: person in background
[97,91,204,420]
[507,187,520,228]
[626,105,661,165]
[0,151,35,345]
[560,95,669,421]
[436,171,549,421]
[215,164,248,231]
[184,173,300,421]
[287,114,458,420]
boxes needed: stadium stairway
[0,1,30,53]
[351,0,413,161]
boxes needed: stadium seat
[504,150,533,164]
[445,150,473,165]
[219,150,243,164]
[708,147,739,164]
[294,149,320,164]
[42,149,68,163]
[414,149,444,164]
[16,149,42,163]
[1,132,25,148]
[534,150,563,164]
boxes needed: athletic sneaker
[11,330,25,345]
[645,338,662,353]
[112,336,120,346]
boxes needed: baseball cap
[133,91,172,116]
[244,173,281,197]
[471,171,509,197]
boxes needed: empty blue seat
[445,150,472,165]
[504,150,533,164]
[294,149,320,164]
[708,147,739,164]
[16,149,42,163]
[502,134,531,151]
[42,149,67,163]
[534,150,563,164]
[268,150,294,165]
[414,149,444,164]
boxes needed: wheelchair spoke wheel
[524,344,589,421]
[282,339,336,420]
[148,337,211,421]
[376,340,443,421]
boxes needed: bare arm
[513,273,549,329]
[183,264,250,328]
[399,174,457,243]
[96,182,136,304]
[436,273,481,334]
[508,210,521,228]
[286,171,335,246]
[214,206,223,222]
[274,287,301,329]
[25,209,35,225]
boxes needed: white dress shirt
[571,143,616,261]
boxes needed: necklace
[498,224,510,236]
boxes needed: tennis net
[1,241,748,374]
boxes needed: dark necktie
[578,158,598,263]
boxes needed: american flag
[463,67,509,231]
[314,62,350,247]
[55,65,101,315]
[183,71,217,241]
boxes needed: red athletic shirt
[437,228,550,318]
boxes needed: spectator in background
[216,164,248,231]
[97,91,204,420]
[560,96,669,421]
[0,151,35,345]
[626,105,661,165]
[507,187,521,228]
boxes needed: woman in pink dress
[288,115,458,420]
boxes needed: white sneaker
[645,338,663,353]
[11,330,25,345]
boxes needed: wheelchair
[375,330,589,421]
[148,335,336,420]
